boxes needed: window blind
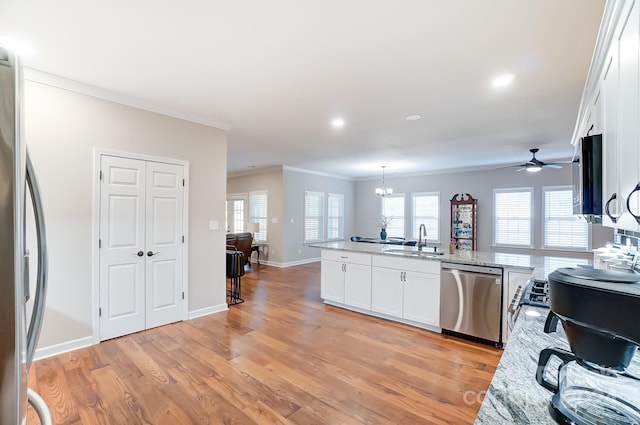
[327,193,344,241]
[494,188,532,247]
[249,190,268,242]
[382,195,405,238]
[304,191,325,243]
[544,187,588,250]
[412,192,439,242]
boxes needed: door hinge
[99,307,102,317]
[182,179,185,187]
[182,292,185,300]
[99,239,102,248]
[99,170,103,181]
[182,235,185,243]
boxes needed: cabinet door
[403,271,440,327]
[602,46,621,227]
[617,0,640,231]
[321,260,345,303]
[344,262,372,310]
[371,267,403,317]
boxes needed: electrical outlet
[298,248,302,254]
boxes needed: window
[226,194,247,233]
[412,192,439,242]
[249,191,268,242]
[494,188,533,247]
[543,187,589,250]
[327,193,344,241]
[382,194,405,238]
[544,256,589,277]
[304,191,325,243]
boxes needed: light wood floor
[28,262,502,424]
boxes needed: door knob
[147,251,159,257]
[132,251,144,257]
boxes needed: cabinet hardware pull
[605,193,620,224]
[626,183,640,224]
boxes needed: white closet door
[145,161,184,329]
[99,155,185,341]
[99,156,146,340]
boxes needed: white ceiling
[1,0,604,179]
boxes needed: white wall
[24,80,228,354]
[227,167,357,266]
[227,168,284,264]
[282,167,356,265]
[355,166,612,257]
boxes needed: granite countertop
[474,305,640,424]
[311,241,591,277]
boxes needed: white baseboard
[260,257,320,268]
[188,303,228,319]
[32,305,228,361]
[34,335,94,361]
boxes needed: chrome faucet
[418,224,427,251]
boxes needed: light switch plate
[209,220,219,230]
[272,217,278,224]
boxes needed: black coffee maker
[537,267,640,425]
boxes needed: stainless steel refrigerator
[0,45,52,424]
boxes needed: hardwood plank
[27,262,501,424]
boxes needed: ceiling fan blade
[544,164,562,169]
[516,167,526,172]
[496,163,526,170]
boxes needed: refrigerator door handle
[25,150,48,368]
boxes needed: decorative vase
[380,228,387,240]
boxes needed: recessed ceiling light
[491,74,515,88]
[331,118,345,128]
[405,114,421,121]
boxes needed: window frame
[493,187,534,249]
[411,192,440,243]
[226,193,248,233]
[542,185,590,251]
[381,193,406,239]
[304,191,325,244]
[326,192,345,241]
[249,190,268,242]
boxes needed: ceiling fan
[506,148,570,173]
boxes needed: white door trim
[91,148,190,345]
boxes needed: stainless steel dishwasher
[440,262,503,345]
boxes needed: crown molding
[282,165,353,181]
[22,67,231,131]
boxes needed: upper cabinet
[577,0,640,231]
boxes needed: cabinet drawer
[321,249,371,265]
[372,255,440,274]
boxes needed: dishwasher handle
[441,262,503,276]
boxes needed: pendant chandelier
[375,166,393,197]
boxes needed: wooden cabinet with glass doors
[450,193,477,252]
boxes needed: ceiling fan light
[526,165,542,173]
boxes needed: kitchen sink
[383,248,445,258]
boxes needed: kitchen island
[311,241,589,341]
[474,303,640,424]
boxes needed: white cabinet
[371,255,440,328]
[320,250,372,309]
[602,42,622,227]
[595,1,640,231]
[615,0,640,232]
